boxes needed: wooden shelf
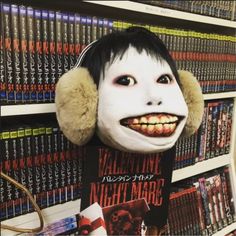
[203,92,236,100]
[214,222,236,236]
[172,154,231,182]
[85,1,236,28]
[1,103,56,116]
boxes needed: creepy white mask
[97,46,188,153]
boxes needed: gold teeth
[130,123,177,136]
[131,114,178,125]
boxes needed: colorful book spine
[35,9,44,102]
[48,11,56,101]
[91,16,98,42]
[27,6,36,103]
[3,4,14,103]
[45,126,54,206]
[86,16,92,45]
[52,126,60,194]
[223,168,236,222]
[220,169,233,224]
[55,12,63,80]
[0,3,7,103]
[17,127,28,215]
[210,102,219,158]
[38,126,47,193]
[62,13,69,73]
[42,10,50,102]
[19,5,30,102]
[24,126,34,212]
[59,130,66,203]
[80,15,86,51]
[225,100,233,154]
[31,126,41,200]
[2,129,14,218]
[0,131,6,220]
[68,14,75,69]
[11,4,22,103]
[74,13,81,61]
[199,177,213,235]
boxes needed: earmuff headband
[74,41,97,68]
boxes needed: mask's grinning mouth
[120,113,181,137]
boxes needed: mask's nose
[146,99,162,106]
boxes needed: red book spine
[0,3,7,103]
[35,9,43,102]
[48,11,56,102]
[42,10,50,102]
[62,13,69,73]
[19,5,30,103]
[11,4,22,103]
[55,12,63,80]
[3,4,14,103]
[68,14,75,69]
[74,14,81,60]
[27,7,36,103]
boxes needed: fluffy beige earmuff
[178,70,204,137]
[55,67,98,145]
[55,68,204,146]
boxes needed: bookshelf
[84,0,236,28]
[1,0,236,235]
[1,151,234,235]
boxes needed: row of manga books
[22,166,236,236]
[146,28,236,94]
[0,3,113,104]
[115,21,236,93]
[0,119,83,221]
[136,0,236,21]
[173,99,233,170]
[167,167,236,236]
[101,19,236,94]
[1,3,236,105]
[0,98,233,220]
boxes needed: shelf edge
[203,92,236,100]
[172,154,231,182]
[84,0,236,28]
[1,103,56,116]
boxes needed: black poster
[81,144,175,231]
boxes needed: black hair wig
[81,26,179,86]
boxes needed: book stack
[167,167,236,235]
[0,119,83,221]
[168,186,201,235]
[198,99,233,160]
[135,0,236,21]
[174,98,234,170]
[152,27,236,94]
[114,20,236,93]
[0,3,113,104]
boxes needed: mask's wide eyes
[115,75,136,86]
[157,74,172,84]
